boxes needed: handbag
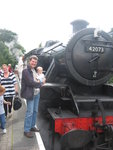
[13,94,22,110]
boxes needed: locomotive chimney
[71,19,89,34]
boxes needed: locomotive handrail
[43,42,64,55]
[88,44,113,48]
[83,39,113,44]
[45,58,55,79]
[76,98,113,102]
[43,83,68,88]
[67,86,80,116]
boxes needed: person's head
[0,84,5,96]
[37,66,43,74]
[2,64,9,73]
[8,64,11,67]
[29,55,38,69]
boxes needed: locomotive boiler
[24,21,113,150]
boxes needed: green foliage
[110,28,113,32]
[0,41,17,68]
[13,43,26,54]
[0,29,25,68]
[0,29,17,43]
[38,42,42,48]
[107,76,113,84]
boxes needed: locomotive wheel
[60,129,92,150]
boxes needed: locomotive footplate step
[48,108,76,119]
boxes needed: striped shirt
[0,72,17,97]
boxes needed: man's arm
[22,69,41,88]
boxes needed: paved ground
[0,100,41,150]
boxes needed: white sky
[0,0,113,52]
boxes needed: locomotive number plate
[87,46,104,53]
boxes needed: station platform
[0,97,46,150]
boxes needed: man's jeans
[24,93,40,132]
[0,113,6,129]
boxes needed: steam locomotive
[24,20,113,150]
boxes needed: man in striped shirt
[0,64,18,118]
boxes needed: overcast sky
[0,0,113,52]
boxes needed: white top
[0,95,5,115]
[32,69,41,95]
[37,73,45,83]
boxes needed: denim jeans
[0,113,6,129]
[24,93,40,132]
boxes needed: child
[36,66,46,83]
[0,85,11,134]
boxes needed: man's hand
[36,79,40,83]
[42,78,46,85]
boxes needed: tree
[0,29,17,43]
[38,42,42,48]
[0,41,17,68]
[13,43,26,54]
[109,28,113,32]
[0,29,25,68]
